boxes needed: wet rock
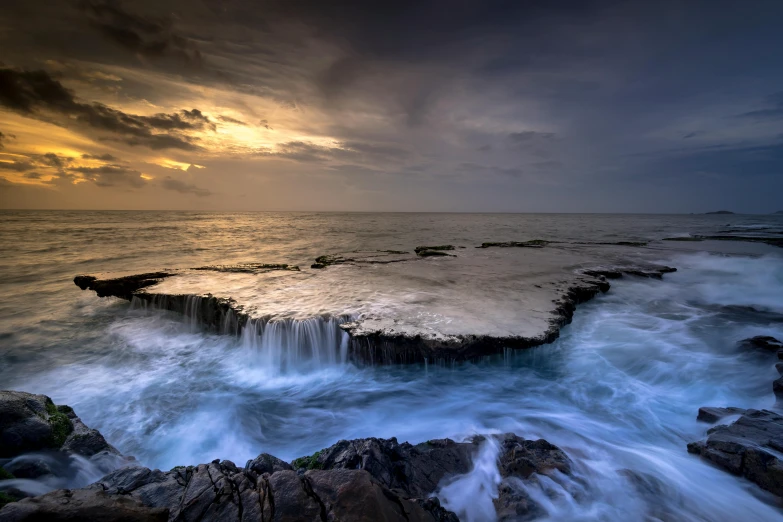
[478,240,549,248]
[697,406,747,423]
[582,266,677,280]
[687,409,783,496]
[293,436,477,497]
[495,434,571,478]
[0,487,168,521]
[1,433,574,521]
[776,362,783,375]
[71,455,458,521]
[74,272,172,299]
[738,335,783,352]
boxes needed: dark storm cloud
[82,153,120,161]
[0,159,35,172]
[160,176,211,196]
[70,164,146,187]
[0,67,210,150]
[2,0,783,210]
[81,0,203,66]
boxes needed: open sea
[2,211,783,521]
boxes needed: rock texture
[687,409,783,497]
[0,433,574,521]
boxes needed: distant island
[705,210,734,215]
[775,211,783,214]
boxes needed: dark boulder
[687,409,783,497]
[0,391,118,460]
[0,392,72,458]
[738,336,783,352]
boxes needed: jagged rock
[775,377,783,402]
[294,434,573,520]
[738,336,783,352]
[0,487,168,521]
[776,362,783,375]
[495,435,571,478]
[1,433,574,521]
[696,407,747,423]
[85,458,456,521]
[687,409,783,496]
[292,436,477,497]
[246,452,292,475]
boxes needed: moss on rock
[45,400,73,448]
[292,449,324,470]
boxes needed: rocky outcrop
[74,261,676,364]
[687,409,783,497]
[0,392,117,460]
[0,391,127,509]
[0,433,573,521]
[582,266,676,280]
[74,273,173,300]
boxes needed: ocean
[2,211,783,520]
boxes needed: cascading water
[239,316,350,373]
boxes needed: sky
[0,0,782,213]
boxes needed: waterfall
[240,316,350,372]
[129,294,351,372]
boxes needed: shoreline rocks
[0,421,574,522]
[0,391,128,509]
